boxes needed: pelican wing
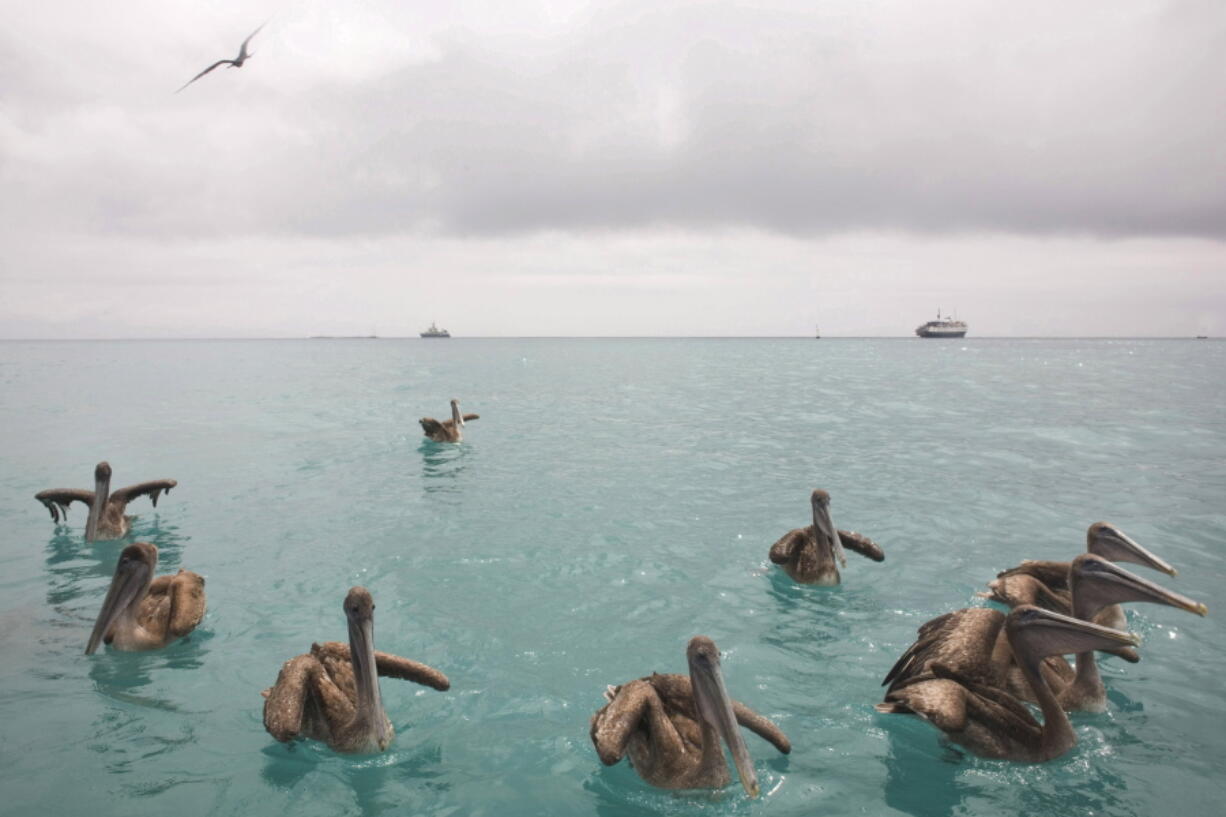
[876,677,968,733]
[838,529,885,562]
[34,489,95,523]
[590,679,658,765]
[305,642,449,690]
[883,607,1005,692]
[731,700,792,754]
[177,60,235,92]
[419,417,445,435]
[461,413,479,422]
[166,570,206,638]
[107,479,177,510]
[263,654,319,742]
[768,526,810,564]
[996,560,1072,591]
[985,574,1072,612]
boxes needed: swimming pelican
[988,522,1177,630]
[177,22,265,92]
[768,490,884,585]
[885,557,1206,711]
[876,605,1139,762]
[86,542,205,654]
[419,399,479,443]
[590,636,790,797]
[36,461,177,541]
[262,587,450,754]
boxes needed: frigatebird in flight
[177,23,265,93]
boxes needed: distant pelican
[36,461,177,541]
[420,399,479,443]
[177,23,265,92]
[86,542,205,654]
[262,587,450,754]
[988,522,1176,630]
[877,606,1139,762]
[590,636,790,796]
[768,490,884,585]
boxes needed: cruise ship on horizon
[915,309,968,338]
[420,322,451,338]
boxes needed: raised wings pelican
[36,461,177,541]
[883,556,1206,712]
[987,522,1175,630]
[590,636,790,796]
[769,490,884,585]
[86,542,206,654]
[419,399,479,443]
[877,605,1140,762]
[262,587,450,754]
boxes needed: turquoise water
[0,338,1222,816]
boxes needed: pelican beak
[1080,557,1208,617]
[689,641,759,798]
[344,588,389,749]
[812,497,846,567]
[1009,605,1141,658]
[85,463,110,542]
[1095,524,1177,577]
[86,554,150,654]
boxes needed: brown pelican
[590,636,790,797]
[86,542,205,654]
[36,461,177,542]
[177,23,265,92]
[988,522,1176,630]
[876,605,1140,762]
[419,399,479,443]
[768,490,884,585]
[885,557,1206,712]
[262,587,450,754]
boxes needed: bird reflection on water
[419,441,472,495]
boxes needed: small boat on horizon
[815,323,821,339]
[421,322,451,339]
[915,309,967,338]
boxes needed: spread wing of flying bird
[177,22,265,93]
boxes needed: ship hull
[915,327,966,338]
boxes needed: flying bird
[177,23,265,93]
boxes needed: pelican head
[1005,604,1141,665]
[450,398,464,427]
[1069,554,1207,619]
[86,542,157,654]
[810,489,846,567]
[1087,522,1176,577]
[85,461,113,541]
[686,636,759,798]
[344,586,391,751]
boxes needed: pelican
[86,542,206,654]
[768,490,884,585]
[877,605,1140,762]
[36,461,177,541]
[262,587,450,754]
[884,557,1206,712]
[988,522,1177,630]
[590,636,790,797]
[177,22,265,92]
[419,399,479,443]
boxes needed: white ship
[915,309,967,338]
[420,322,451,338]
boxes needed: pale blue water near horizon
[0,338,1223,817]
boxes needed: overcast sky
[2,0,1224,337]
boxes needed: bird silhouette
[177,23,265,93]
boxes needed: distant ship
[915,309,967,338]
[420,322,450,338]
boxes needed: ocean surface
[0,337,1223,817]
